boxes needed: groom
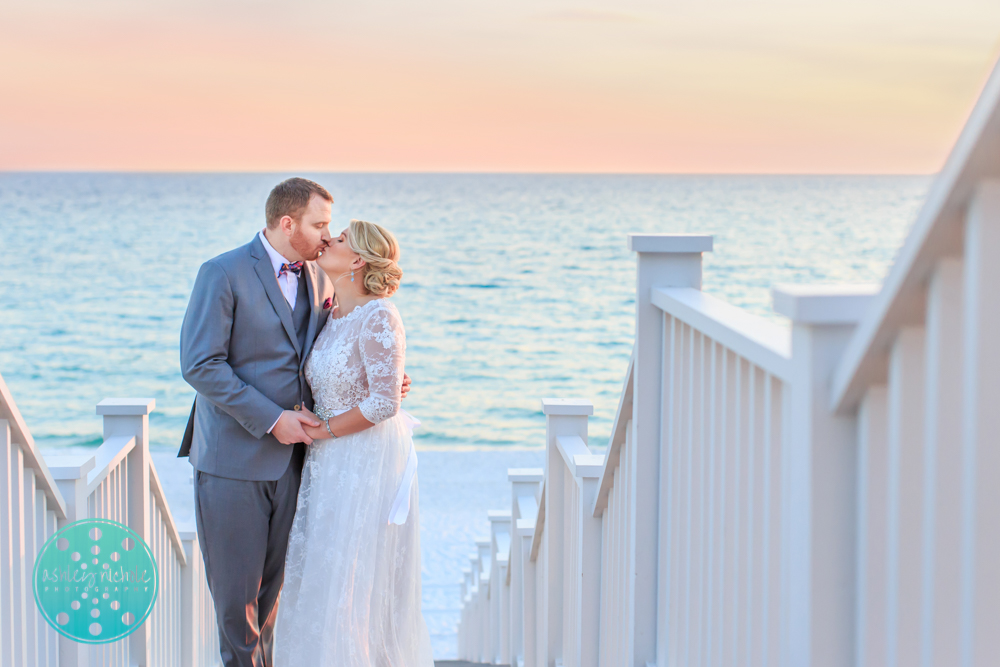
[178,177,409,666]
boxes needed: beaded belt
[313,405,345,422]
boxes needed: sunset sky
[3,0,1000,173]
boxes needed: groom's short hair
[265,178,333,229]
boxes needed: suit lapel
[250,236,302,357]
[300,262,321,367]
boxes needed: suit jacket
[178,234,334,481]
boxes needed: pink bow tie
[279,261,303,277]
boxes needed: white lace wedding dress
[273,298,433,666]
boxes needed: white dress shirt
[258,230,300,310]
[258,230,304,434]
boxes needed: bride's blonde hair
[348,219,403,297]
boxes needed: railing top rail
[555,435,603,479]
[85,435,135,494]
[530,480,545,562]
[47,453,96,480]
[592,352,634,517]
[830,55,1000,413]
[652,287,793,382]
[0,373,67,518]
[493,525,511,565]
[515,494,539,530]
[149,461,188,566]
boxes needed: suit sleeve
[180,261,284,439]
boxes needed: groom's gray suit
[179,233,334,667]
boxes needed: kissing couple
[178,177,433,666]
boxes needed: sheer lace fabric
[274,299,433,666]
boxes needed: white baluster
[920,258,964,667]
[855,386,888,667]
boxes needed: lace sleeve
[358,303,405,424]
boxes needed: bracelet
[314,406,339,440]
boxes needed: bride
[274,219,433,665]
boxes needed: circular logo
[33,519,158,643]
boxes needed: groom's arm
[180,260,285,439]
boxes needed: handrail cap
[628,233,713,253]
[47,454,97,480]
[508,467,544,482]
[97,398,156,416]
[772,284,880,324]
[541,398,593,416]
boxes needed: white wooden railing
[0,374,220,666]
[459,55,1000,667]
[0,372,67,666]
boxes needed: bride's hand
[303,423,329,442]
[298,407,328,442]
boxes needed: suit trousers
[194,445,305,667]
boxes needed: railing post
[540,398,592,667]
[0,419,15,667]
[180,530,199,667]
[1,420,29,667]
[97,398,154,667]
[46,454,96,667]
[575,452,604,667]
[772,285,876,667]
[459,568,468,660]
[509,468,543,667]
[476,540,491,663]
[628,233,711,665]
[489,510,512,665]
[469,553,481,661]
[960,180,1000,667]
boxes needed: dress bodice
[304,298,405,424]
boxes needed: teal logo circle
[33,519,158,643]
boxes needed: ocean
[0,173,929,656]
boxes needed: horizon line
[0,169,936,177]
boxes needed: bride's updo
[348,219,403,298]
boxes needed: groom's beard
[289,228,323,261]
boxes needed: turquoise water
[1,173,930,657]
[1,173,927,452]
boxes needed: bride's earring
[350,270,355,283]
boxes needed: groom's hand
[401,373,412,400]
[272,410,320,445]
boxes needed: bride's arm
[301,407,373,441]
[303,304,406,442]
